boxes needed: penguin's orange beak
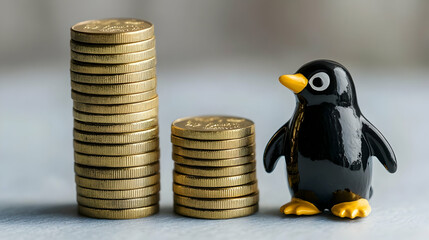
[279,73,308,93]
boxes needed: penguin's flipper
[263,121,289,173]
[362,117,397,173]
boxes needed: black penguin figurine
[264,60,397,219]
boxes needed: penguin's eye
[309,72,330,91]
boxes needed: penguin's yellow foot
[331,199,371,219]
[280,198,321,216]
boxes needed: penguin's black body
[264,60,397,212]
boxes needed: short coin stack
[171,116,259,219]
[70,18,160,219]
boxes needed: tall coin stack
[171,116,259,219]
[70,18,160,219]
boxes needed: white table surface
[0,60,428,239]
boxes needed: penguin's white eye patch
[309,72,330,91]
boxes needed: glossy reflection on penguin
[264,60,397,219]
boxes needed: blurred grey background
[1,0,429,69]
[0,1,428,240]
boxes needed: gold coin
[173,182,258,198]
[70,58,156,74]
[71,89,157,105]
[174,204,258,219]
[74,150,159,167]
[70,37,155,54]
[74,118,157,133]
[74,162,159,179]
[77,183,160,199]
[71,48,156,64]
[71,78,156,95]
[171,134,255,150]
[78,204,159,219]
[73,127,158,144]
[171,116,254,140]
[174,193,259,209]
[73,96,158,114]
[173,144,255,159]
[77,193,159,209]
[70,68,156,84]
[173,171,257,187]
[172,154,255,167]
[73,107,158,124]
[71,18,154,44]
[174,162,255,177]
[73,138,159,155]
[75,173,159,190]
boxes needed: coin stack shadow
[171,116,259,219]
[70,18,160,219]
